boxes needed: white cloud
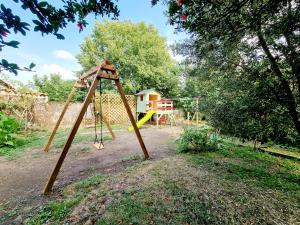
[52,50,76,61]
[41,64,75,79]
[16,51,44,63]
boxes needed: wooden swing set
[43,60,149,194]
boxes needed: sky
[2,0,187,83]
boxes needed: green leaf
[56,33,65,40]
[5,40,20,48]
[4,141,14,146]
[0,4,6,13]
[29,62,36,69]
[38,1,48,7]
[34,26,40,32]
[32,20,43,26]
[1,59,9,66]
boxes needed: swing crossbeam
[79,60,117,81]
[43,60,149,195]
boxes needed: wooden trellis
[94,93,136,124]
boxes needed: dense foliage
[0,0,119,74]
[179,62,298,145]
[33,74,86,102]
[0,112,22,148]
[177,125,220,152]
[77,21,180,97]
[156,0,300,145]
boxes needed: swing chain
[92,77,104,149]
[99,78,104,146]
[93,92,99,144]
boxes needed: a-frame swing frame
[43,77,115,153]
[43,60,149,194]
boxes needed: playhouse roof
[135,89,160,96]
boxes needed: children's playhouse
[129,89,175,130]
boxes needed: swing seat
[93,142,104,150]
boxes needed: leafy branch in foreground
[0,0,119,74]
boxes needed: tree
[33,74,85,102]
[156,0,300,139]
[77,21,180,96]
[0,0,119,74]
[180,58,297,144]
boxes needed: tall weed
[177,126,221,153]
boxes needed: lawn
[9,137,299,225]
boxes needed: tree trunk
[257,30,300,137]
[283,33,300,98]
[285,0,300,98]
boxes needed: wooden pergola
[43,60,149,194]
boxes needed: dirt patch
[0,126,181,209]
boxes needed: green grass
[75,174,104,190]
[261,146,300,159]
[97,179,212,225]
[186,144,300,201]
[120,154,140,162]
[28,196,82,225]
[27,174,106,225]
[0,209,17,223]
[224,136,300,159]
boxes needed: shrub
[0,112,22,147]
[177,126,221,153]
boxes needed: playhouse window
[140,95,143,101]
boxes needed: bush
[177,126,221,153]
[0,112,22,148]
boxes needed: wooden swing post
[43,76,100,194]
[100,114,116,140]
[43,81,82,152]
[115,79,149,159]
[43,61,149,194]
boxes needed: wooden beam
[101,114,116,140]
[100,60,116,71]
[80,71,119,81]
[43,81,79,152]
[97,72,119,80]
[79,60,117,80]
[43,76,100,194]
[79,66,101,80]
[115,79,149,159]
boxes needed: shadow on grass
[186,145,300,199]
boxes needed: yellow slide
[128,110,156,131]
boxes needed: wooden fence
[33,93,136,128]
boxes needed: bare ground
[0,126,181,208]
